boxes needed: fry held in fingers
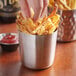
[17,8,60,35]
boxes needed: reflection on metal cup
[58,10,76,42]
[19,31,57,70]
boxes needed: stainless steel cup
[19,31,57,70]
[57,10,76,42]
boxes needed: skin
[19,0,49,21]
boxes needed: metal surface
[58,10,76,42]
[19,31,57,70]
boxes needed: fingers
[40,0,49,17]
[33,0,43,21]
[26,0,35,18]
[19,0,31,18]
[19,0,48,21]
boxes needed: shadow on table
[19,64,60,76]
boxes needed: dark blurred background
[0,0,20,24]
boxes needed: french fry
[30,7,34,18]
[47,19,57,34]
[49,0,54,6]
[32,24,43,34]
[74,0,76,9]
[44,18,53,29]
[37,26,45,35]
[49,0,76,10]
[49,26,56,34]
[37,18,53,35]
[42,5,57,23]
[17,22,30,34]
[58,0,71,10]
[33,18,53,35]
[71,0,76,9]
[64,0,67,5]
[22,19,35,33]
[47,5,58,19]
[67,0,76,9]
[17,20,30,34]
[51,14,60,27]
[68,0,72,8]
[58,2,65,10]
[66,0,69,6]
[43,31,48,35]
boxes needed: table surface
[0,23,76,76]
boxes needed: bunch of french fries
[49,0,76,10]
[16,7,60,35]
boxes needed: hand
[19,0,49,21]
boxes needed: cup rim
[19,30,57,37]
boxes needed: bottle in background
[0,0,20,23]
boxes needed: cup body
[58,10,76,42]
[19,31,57,70]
